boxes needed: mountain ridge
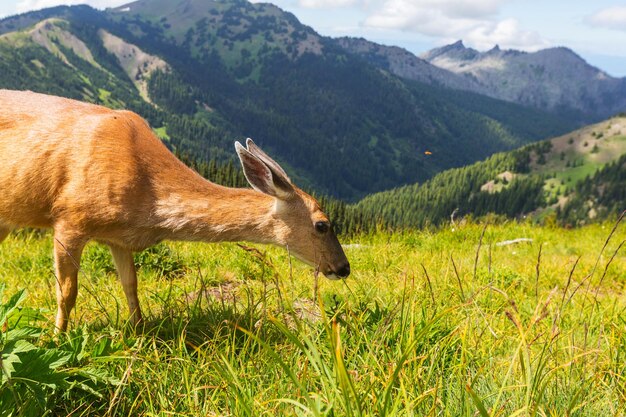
[422,40,626,120]
[339,37,626,123]
[336,37,483,93]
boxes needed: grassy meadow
[2,220,626,416]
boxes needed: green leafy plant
[82,243,186,279]
[134,244,187,278]
[0,286,118,417]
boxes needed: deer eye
[315,221,330,234]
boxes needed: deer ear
[235,141,294,199]
[245,138,291,182]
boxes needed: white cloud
[464,18,548,51]
[298,0,361,8]
[586,6,626,31]
[418,0,501,18]
[365,2,481,35]
[363,0,548,51]
[364,0,502,25]
[16,0,130,14]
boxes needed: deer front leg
[108,244,143,326]
[0,227,9,243]
[53,230,86,332]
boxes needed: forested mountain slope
[0,0,573,199]
[559,149,626,225]
[353,116,626,229]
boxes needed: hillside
[339,37,626,123]
[559,144,626,225]
[0,0,574,199]
[353,115,626,229]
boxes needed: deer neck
[154,183,282,244]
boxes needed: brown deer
[0,89,350,332]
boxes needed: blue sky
[1,0,625,76]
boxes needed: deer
[0,89,350,332]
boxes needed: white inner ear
[237,143,293,200]
[244,157,275,195]
[270,180,293,200]
[246,138,291,182]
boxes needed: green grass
[544,162,602,198]
[2,222,626,415]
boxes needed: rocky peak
[421,41,626,119]
[336,36,483,93]
[420,40,479,62]
[485,44,500,55]
[420,40,459,60]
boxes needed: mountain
[422,41,626,121]
[336,37,483,93]
[353,114,626,229]
[0,0,574,199]
[339,38,626,123]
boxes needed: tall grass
[1,220,626,415]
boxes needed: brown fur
[0,89,349,331]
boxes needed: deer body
[0,89,349,331]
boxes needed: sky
[1,0,625,76]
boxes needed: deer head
[235,138,350,279]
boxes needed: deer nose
[335,262,350,278]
